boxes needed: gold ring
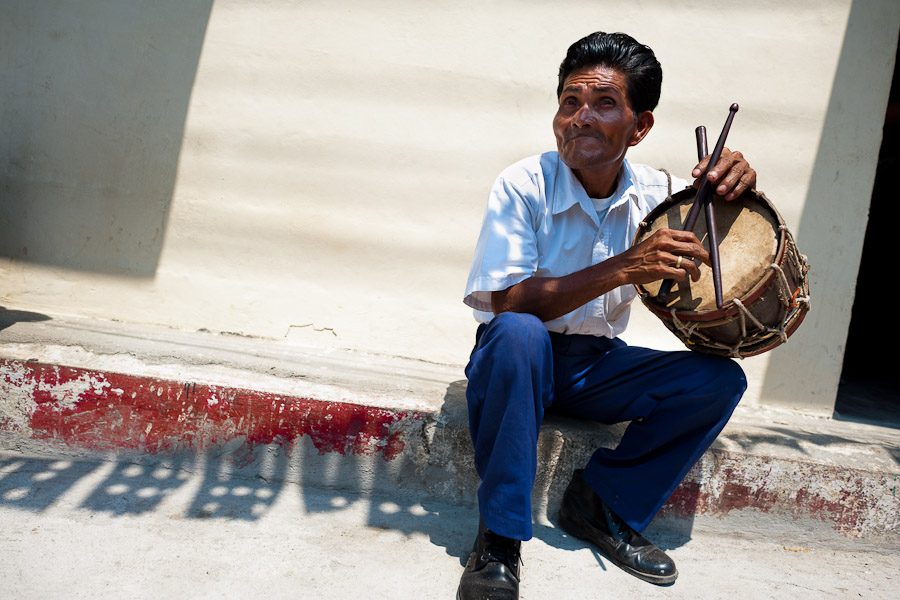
[675,256,683,269]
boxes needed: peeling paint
[0,359,422,462]
[659,451,899,538]
[0,361,40,435]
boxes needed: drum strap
[658,168,673,200]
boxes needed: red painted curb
[662,452,895,538]
[1,359,423,462]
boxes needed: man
[458,31,755,599]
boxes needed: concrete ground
[1,450,898,600]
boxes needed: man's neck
[572,160,623,199]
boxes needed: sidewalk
[1,307,899,547]
[2,451,897,599]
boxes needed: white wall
[2,0,898,414]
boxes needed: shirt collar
[552,154,639,222]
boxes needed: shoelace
[481,548,523,569]
[481,531,523,572]
[602,505,629,542]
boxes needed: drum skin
[633,187,810,358]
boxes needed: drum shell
[633,188,810,358]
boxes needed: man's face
[553,65,651,175]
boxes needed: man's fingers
[693,149,757,198]
[668,243,709,268]
[716,167,745,196]
[707,149,740,185]
[627,231,712,286]
[678,256,702,281]
[659,228,701,244]
[654,229,711,265]
[691,155,710,179]
[660,253,702,282]
[692,149,737,182]
[722,170,756,200]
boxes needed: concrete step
[1,308,899,545]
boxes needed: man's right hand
[615,228,710,286]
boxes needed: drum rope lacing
[665,227,810,358]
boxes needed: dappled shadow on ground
[0,455,101,511]
[0,436,474,567]
[294,379,477,565]
[185,446,288,520]
[79,456,195,515]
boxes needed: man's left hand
[691,148,756,201]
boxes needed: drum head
[637,189,779,313]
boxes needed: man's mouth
[566,133,603,143]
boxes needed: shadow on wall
[0,1,214,277]
[759,0,900,409]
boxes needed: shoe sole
[558,508,678,586]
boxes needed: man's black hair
[556,32,663,114]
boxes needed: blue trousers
[464,312,747,541]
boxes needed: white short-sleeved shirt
[463,151,688,338]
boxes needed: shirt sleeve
[463,171,541,313]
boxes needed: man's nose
[573,104,597,127]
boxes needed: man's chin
[559,151,604,171]
[559,141,609,166]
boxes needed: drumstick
[698,127,725,309]
[657,104,738,301]
[695,125,708,157]
[684,104,738,230]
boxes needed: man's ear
[629,110,655,147]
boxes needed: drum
[633,187,810,358]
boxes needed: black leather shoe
[558,469,677,586]
[457,519,521,600]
